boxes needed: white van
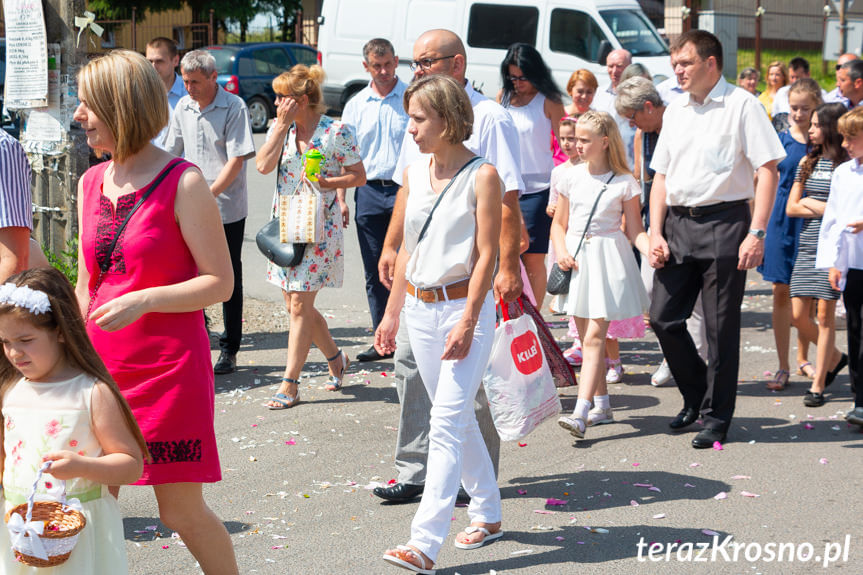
[318,0,673,111]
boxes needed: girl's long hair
[499,43,563,107]
[799,102,849,184]
[0,268,149,459]
[576,110,632,177]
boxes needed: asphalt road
[118,134,862,575]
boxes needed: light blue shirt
[341,79,408,180]
[153,74,189,149]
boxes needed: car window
[290,46,317,67]
[467,4,538,50]
[253,48,291,75]
[549,8,608,63]
[238,56,255,76]
[209,49,238,75]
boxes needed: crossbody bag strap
[571,171,616,260]
[99,158,184,273]
[416,156,483,245]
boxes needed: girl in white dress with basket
[550,111,649,439]
[0,268,148,573]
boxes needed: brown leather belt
[407,278,470,303]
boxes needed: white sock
[574,399,591,420]
[594,394,611,410]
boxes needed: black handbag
[547,172,615,295]
[256,218,306,267]
[256,133,307,268]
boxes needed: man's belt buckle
[688,206,700,217]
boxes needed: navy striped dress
[789,157,841,300]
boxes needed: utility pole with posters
[3,0,89,264]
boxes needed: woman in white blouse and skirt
[375,75,504,574]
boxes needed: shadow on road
[124,517,251,541]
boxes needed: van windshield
[600,9,668,57]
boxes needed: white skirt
[558,231,649,321]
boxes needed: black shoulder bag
[86,158,183,319]
[415,156,483,246]
[547,172,616,296]
[256,134,309,268]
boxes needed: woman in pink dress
[73,51,238,574]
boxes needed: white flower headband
[0,284,52,315]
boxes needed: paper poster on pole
[3,0,49,109]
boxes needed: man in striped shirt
[0,129,32,281]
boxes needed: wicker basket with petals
[4,461,87,567]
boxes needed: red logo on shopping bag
[511,330,543,374]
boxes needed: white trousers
[404,291,500,561]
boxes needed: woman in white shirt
[375,75,504,574]
[498,43,567,309]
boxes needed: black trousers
[220,218,245,354]
[844,268,863,407]
[649,203,750,432]
[355,182,398,330]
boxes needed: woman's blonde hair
[78,50,168,163]
[766,61,789,87]
[403,75,473,144]
[566,69,598,94]
[272,65,327,114]
[576,110,631,176]
[0,268,150,460]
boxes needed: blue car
[207,43,320,132]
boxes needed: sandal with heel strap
[796,362,815,379]
[766,369,790,391]
[382,545,435,574]
[267,378,300,410]
[325,349,350,391]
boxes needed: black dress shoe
[456,487,471,504]
[692,428,726,449]
[845,407,863,426]
[357,345,394,363]
[669,407,698,430]
[826,353,848,387]
[373,482,424,502]
[213,351,236,375]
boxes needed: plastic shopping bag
[483,299,562,441]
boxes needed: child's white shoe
[587,406,614,426]
[651,360,674,387]
[563,344,583,367]
[558,415,586,438]
[605,361,624,384]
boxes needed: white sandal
[558,415,586,438]
[382,545,435,574]
[454,525,504,549]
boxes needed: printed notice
[3,0,48,109]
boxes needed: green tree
[257,0,301,42]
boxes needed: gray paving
[121,135,862,574]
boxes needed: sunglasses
[509,75,530,83]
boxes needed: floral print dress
[265,115,362,292]
[0,373,129,573]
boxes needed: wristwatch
[748,228,766,240]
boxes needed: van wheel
[248,97,271,133]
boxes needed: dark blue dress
[758,130,807,284]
